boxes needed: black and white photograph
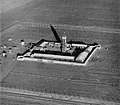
[0,0,120,105]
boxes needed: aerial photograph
[0,0,120,105]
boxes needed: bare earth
[1,0,33,13]
[1,0,120,105]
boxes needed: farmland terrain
[1,0,120,105]
[1,0,33,13]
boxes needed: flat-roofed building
[85,46,94,53]
[31,53,75,60]
[76,51,88,62]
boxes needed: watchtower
[62,36,67,52]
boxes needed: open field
[1,19,120,105]
[17,21,120,34]
[1,0,120,31]
[1,56,120,101]
[1,0,120,104]
[2,25,120,44]
[1,0,33,13]
[1,92,101,105]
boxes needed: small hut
[2,50,7,57]
[20,39,25,46]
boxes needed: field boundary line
[11,72,70,81]
[17,21,120,34]
[1,21,19,32]
[1,86,119,105]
